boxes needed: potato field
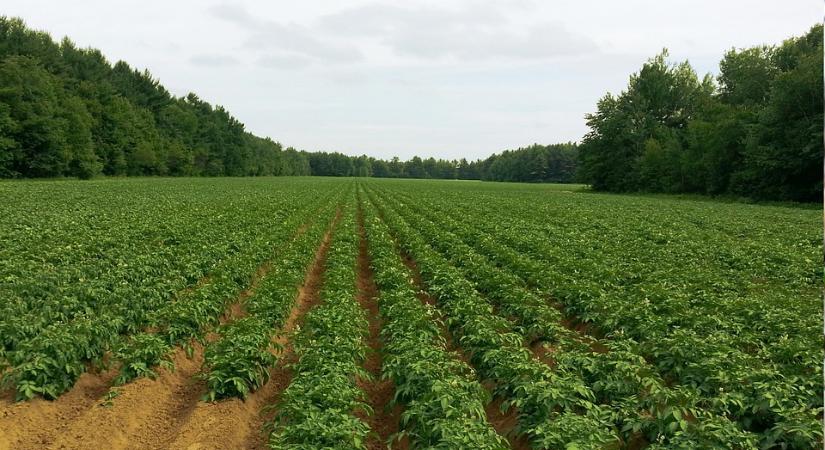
[0,177,821,450]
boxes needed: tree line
[579,24,823,202]
[0,17,577,183]
[303,144,577,183]
[0,17,821,201]
[0,17,311,179]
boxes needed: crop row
[3,187,334,399]
[267,199,374,448]
[365,188,620,449]
[374,182,821,449]
[117,189,341,387]
[202,192,342,400]
[0,209,247,370]
[0,190,236,349]
[0,181,312,360]
[373,187,757,448]
[359,190,508,449]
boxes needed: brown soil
[0,270,228,450]
[219,262,272,324]
[0,366,117,450]
[531,340,557,367]
[539,298,608,355]
[483,389,532,450]
[295,219,313,236]
[355,204,403,450]
[626,432,651,450]
[558,317,609,354]
[164,209,339,450]
[43,344,206,450]
[38,227,301,449]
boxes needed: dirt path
[0,366,117,450]
[43,224,309,450]
[43,259,272,450]
[44,344,205,450]
[355,205,402,450]
[164,210,340,450]
[0,280,220,450]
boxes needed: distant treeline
[579,25,823,202]
[1,17,821,201]
[304,142,578,183]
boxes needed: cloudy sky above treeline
[4,0,819,160]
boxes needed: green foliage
[202,196,340,400]
[114,333,173,385]
[269,202,374,449]
[0,54,72,177]
[0,16,310,179]
[580,25,823,202]
[0,16,820,202]
[0,177,339,399]
[361,193,507,448]
[368,189,622,447]
[202,317,277,400]
[370,178,821,448]
[579,50,714,193]
[735,25,824,201]
[0,176,820,448]
[484,143,579,183]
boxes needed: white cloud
[210,2,364,64]
[189,54,241,67]
[257,53,313,69]
[208,3,259,27]
[320,3,598,61]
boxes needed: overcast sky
[4,1,820,160]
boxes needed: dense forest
[0,17,313,178]
[0,17,575,183]
[579,24,823,202]
[0,17,821,201]
[303,143,577,183]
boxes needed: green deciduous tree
[0,55,70,177]
[0,17,312,179]
[579,24,823,202]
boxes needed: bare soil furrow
[355,205,402,450]
[45,344,204,450]
[0,213,331,450]
[165,209,340,450]
[0,367,117,450]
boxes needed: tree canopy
[0,17,306,178]
[579,25,823,202]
